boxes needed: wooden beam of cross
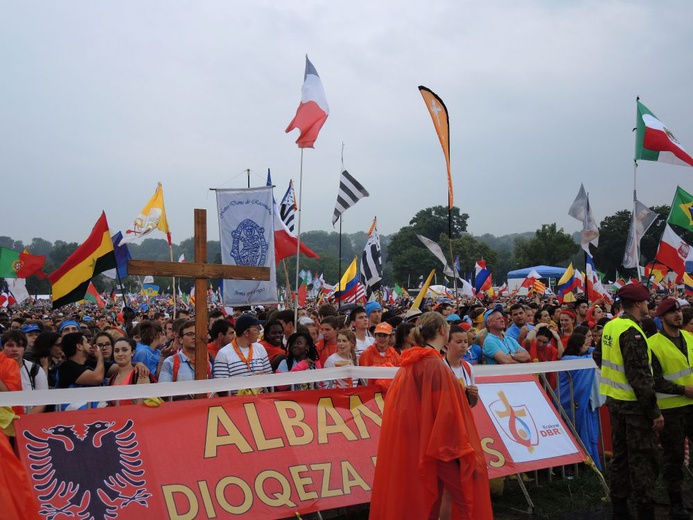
[128,209,270,383]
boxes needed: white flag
[622,200,658,268]
[8,278,30,304]
[568,183,599,253]
[417,235,454,277]
[216,187,278,306]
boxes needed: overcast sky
[2,1,693,246]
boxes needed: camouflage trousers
[660,405,693,494]
[608,409,658,506]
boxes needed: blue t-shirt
[483,333,526,365]
[462,344,483,365]
[133,343,161,375]
[506,323,534,341]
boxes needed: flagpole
[633,160,643,281]
[448,206,458,307]
[294,149,304,327]
[169,243,176,320]
[338,215,343,312]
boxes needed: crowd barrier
[0,358,598,407]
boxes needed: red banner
[15,376,586,519]
[16,388,383,520]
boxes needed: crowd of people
[2,285,693,519]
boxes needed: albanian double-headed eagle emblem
[23,419,151,520]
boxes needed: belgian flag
[49,212,117,309]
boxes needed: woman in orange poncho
[369,313,493,520]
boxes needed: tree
[513,223,578,268]
[387,206,469,283]
[595,205,674,280]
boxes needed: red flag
[274,204,319,263]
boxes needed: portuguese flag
[48,212,117,309]
[85,281,106,308]
[0,248,45,278]
[635,100,693,167]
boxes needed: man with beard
[648,298,693,520]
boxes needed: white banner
[216,187,277,306]
[478,379,579,463]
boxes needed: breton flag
[568,183,599,253]
[635,99,693,167]
[418,86,453,209]
[279,181,297,233]
[122,182,172,245]
[286,56,329,149]
[332,170,370,225]
[360,218,382,297]
[622,200,658,269]
[655,224,693,281]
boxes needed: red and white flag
[286,56,329,149]
[655,224,693,280]
[520,269,541,289]
[273,201,319,263]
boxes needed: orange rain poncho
[369,347,493,520]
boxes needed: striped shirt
[213,342,271,379]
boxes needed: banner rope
[0,358,597,407]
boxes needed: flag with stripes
[279,180,297,233]
[360,218,382,297]
[532,279,546,295]
[332,170,369,225]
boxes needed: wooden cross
[128,209,270,381]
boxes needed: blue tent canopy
[507,265,566,280]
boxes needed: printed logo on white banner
[479,381,578,463]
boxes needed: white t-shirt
[20,360,49,391]
[355,335,375,362]
[324,353,356,388]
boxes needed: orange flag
[418,86,453,208]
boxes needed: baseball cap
[374,322,393,335]
[235,313,261,336]
[21,324,41,334]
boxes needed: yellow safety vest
[648,331,693,409]
[600,317,651,401]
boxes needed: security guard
[650,297,693,520]
[600,283,663,520]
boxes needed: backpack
[172,353,211,381]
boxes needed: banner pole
[294,149,304,327]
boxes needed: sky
[2,0,693,245]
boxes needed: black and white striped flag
[332,170,369,225]
[279,180,297,233]
[361,218,382,296]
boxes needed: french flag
[286,56,329,149]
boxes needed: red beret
[617,283,650,302]
[655,298,681,317]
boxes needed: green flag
[668,186,693,232]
